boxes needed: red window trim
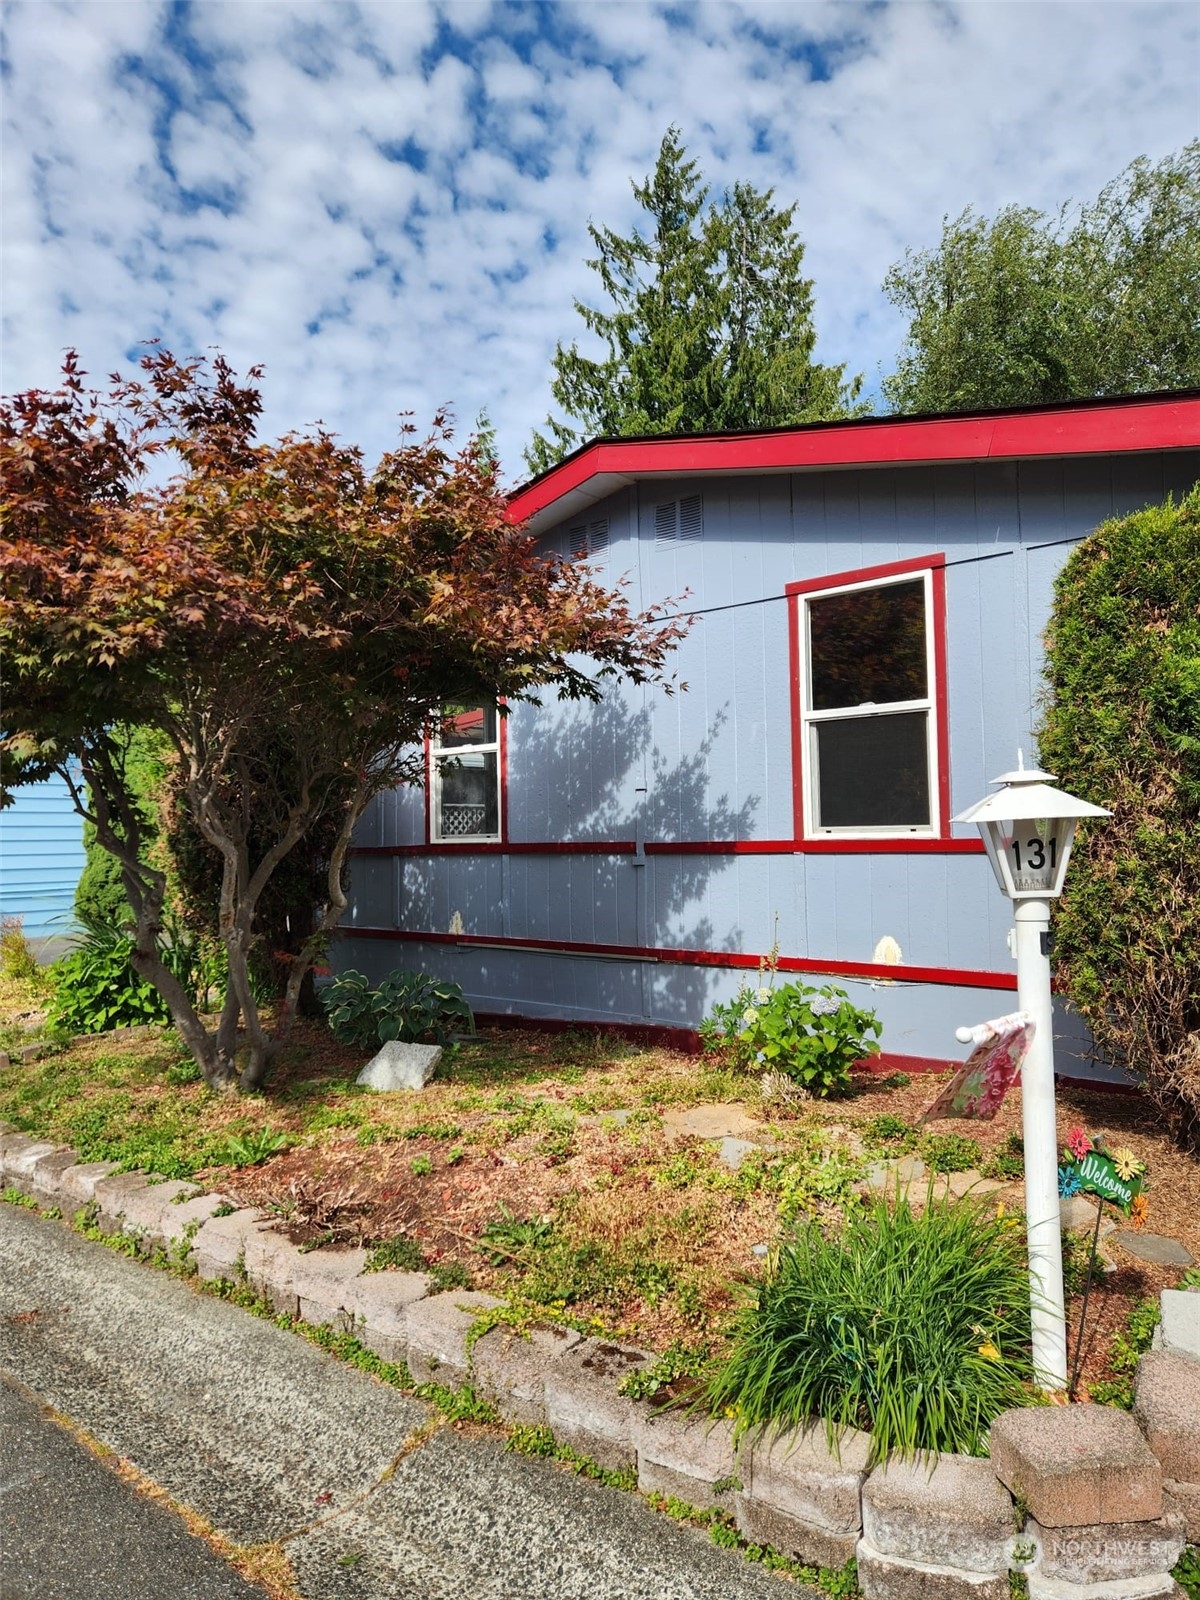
[424,705,508,847]
[786,553,951,844]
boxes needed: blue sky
[2,1,1197,481]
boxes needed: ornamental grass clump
[706,1191,1035,1464]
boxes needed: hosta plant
[322,968,475,1048]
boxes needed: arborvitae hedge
[1040,485,1200,1151]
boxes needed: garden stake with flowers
[1059,1127,1148,1398]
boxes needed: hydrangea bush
[700,978,881,1098]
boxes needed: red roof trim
[506,395,1200,526]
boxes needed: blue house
[340,393,1199,1078]
[0,773,85,945]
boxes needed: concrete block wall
[2,1127,1195,1597]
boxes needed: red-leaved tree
[0,351,686,1089]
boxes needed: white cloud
[2,0,1196,478]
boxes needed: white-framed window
[791,560,946,837]
[430,706,502,842]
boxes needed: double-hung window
[430,706,501,842]
[790,557,947,838]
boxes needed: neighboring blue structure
[0,773,85,941]
[340,393,1200,1075]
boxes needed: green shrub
[706,1191,1035,1462]
[1173,1544,1200,1600]
[321,968,475,1048]
[47,923,171,1034]
[0,915,47,990]
[1039,486,1200,1151]
[983,1133,1025,1182]
[700,980,881,1097]
[213,1129,291,1168]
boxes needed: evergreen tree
[526,129,859,473]
[882,143,1200,414]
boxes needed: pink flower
[1066,1127,1092,1160]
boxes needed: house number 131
[1011,837,1057,872]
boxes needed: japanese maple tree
[1,350,686,1090]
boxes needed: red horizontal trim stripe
[506,395,1200,526]
[350,837,985,858]
[341,925,1018,991]
[351,841,637,857]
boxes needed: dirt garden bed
[2,970,1197,1401]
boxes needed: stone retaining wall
[2,1126,1195,1598]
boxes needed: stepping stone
[1109,1231,1194,1268]
[662,1103,759,1140]
[717,1135,758,1169]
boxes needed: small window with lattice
[430,706,501,841]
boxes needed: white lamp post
[953,752,1111,1391]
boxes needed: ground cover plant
[1,967,1196,1404]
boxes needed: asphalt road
[1,1372,265,1600]
[0,1204,802,1600]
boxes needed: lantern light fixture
[952,750,1111,901]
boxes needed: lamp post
[953,752,1110,1391]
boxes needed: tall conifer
[526,130,859,473]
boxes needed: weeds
[1089,1297,1161,1408]
[922,1133,984,1174]
[366,1235,426,1273]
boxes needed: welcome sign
[1059,1133,1145,1217]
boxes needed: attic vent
[567,518,610,561]
[655,493,703,545]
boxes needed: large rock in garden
[356,1041,442,1092]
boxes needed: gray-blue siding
[0,774,85,940]
[341,450,1199,1076]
